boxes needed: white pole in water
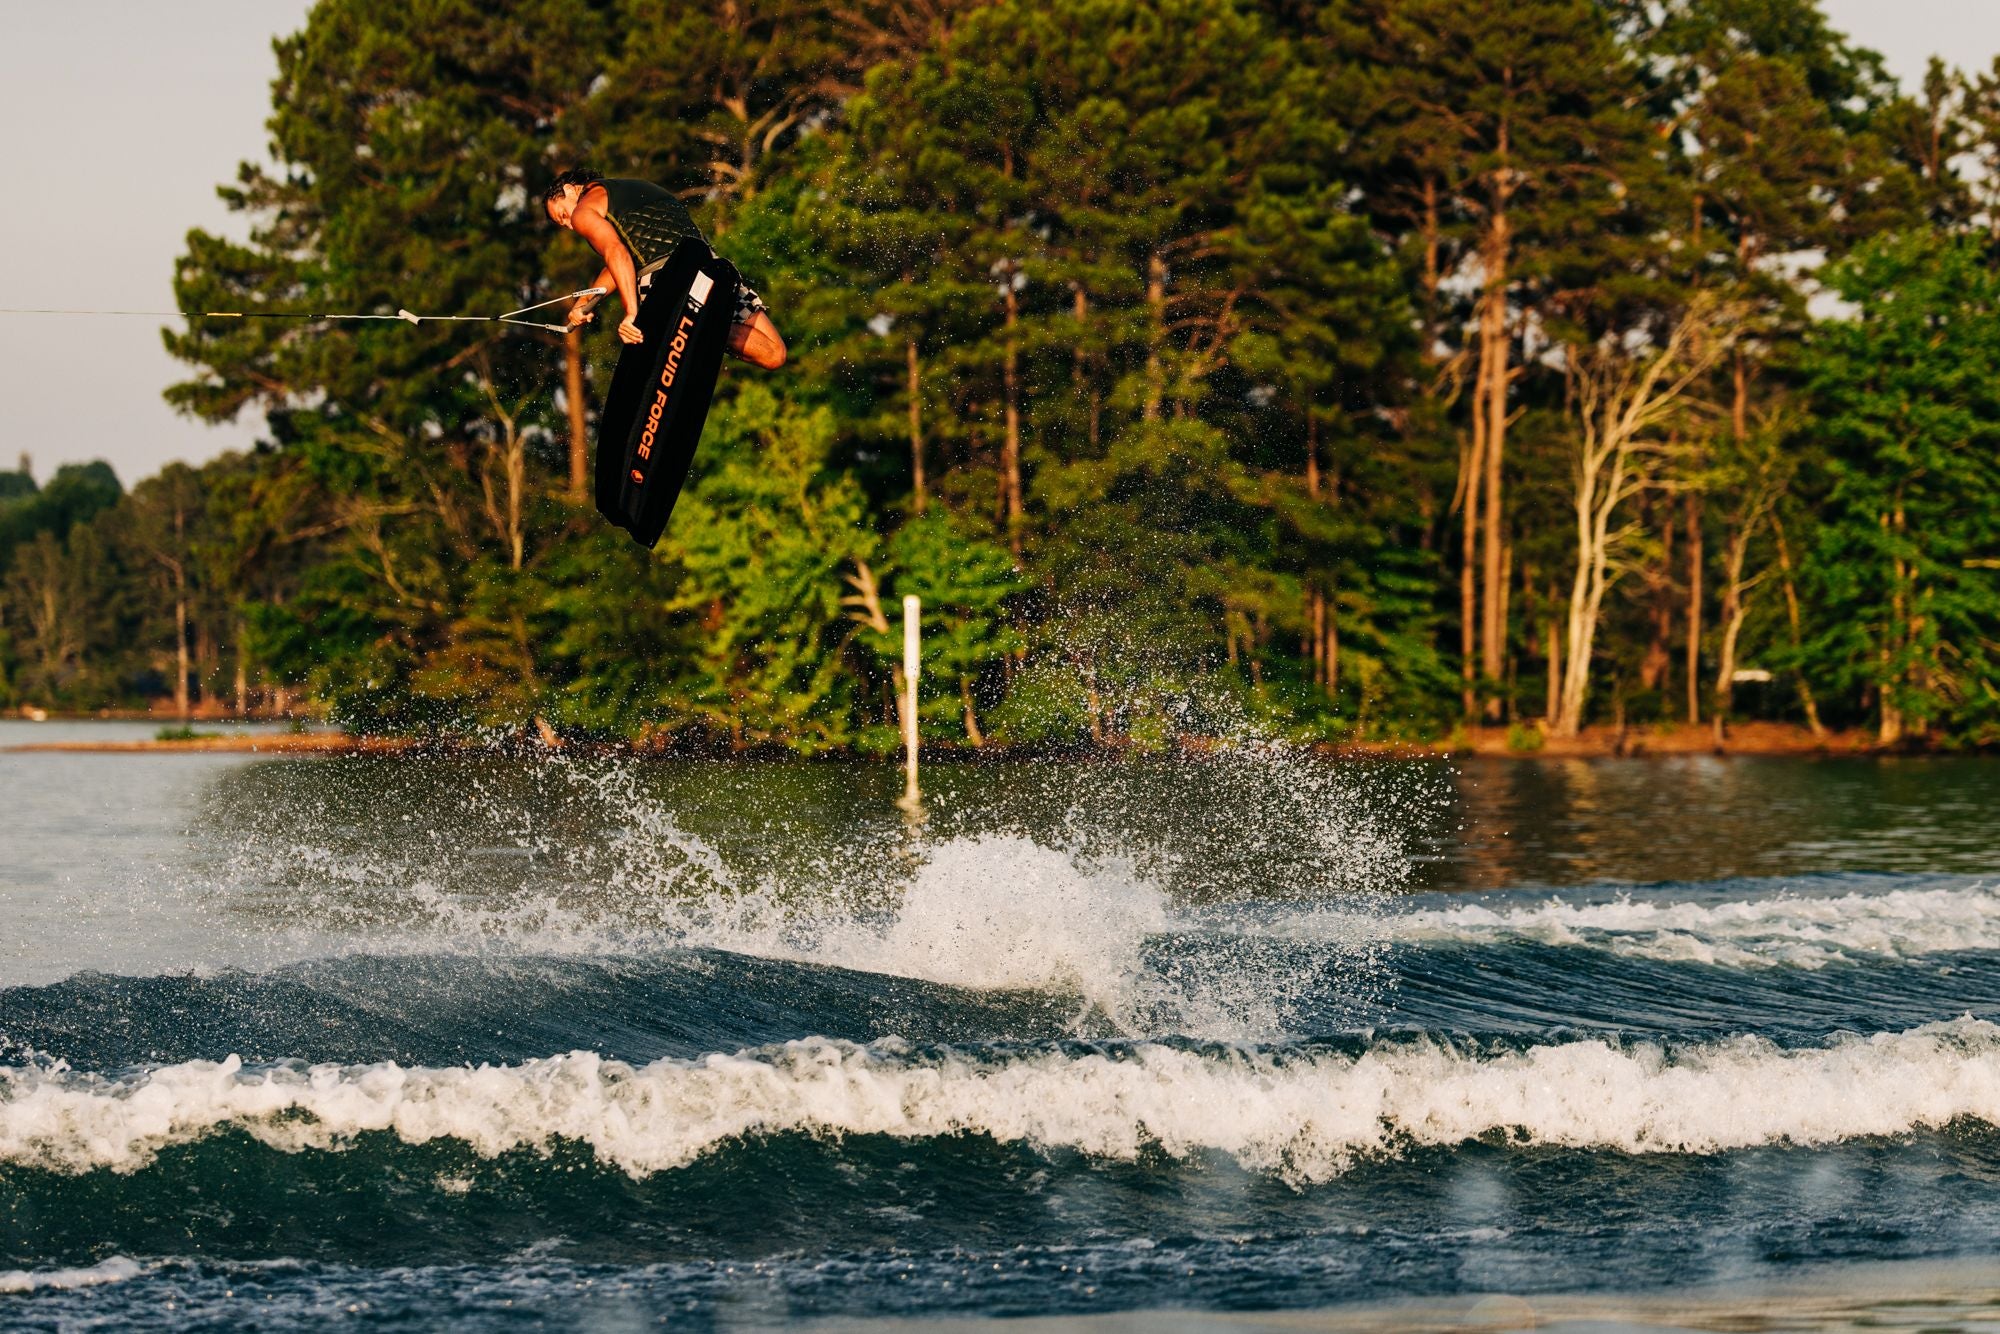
[902,594,921,807]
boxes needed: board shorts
[638,253,766,324]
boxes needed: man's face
[545,185,580,228]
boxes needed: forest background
[6,0,2000,754]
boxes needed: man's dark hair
[543,168,604,204]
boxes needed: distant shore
[0,718,1921,759]
[1336,720,1886,760]
[3,731,412,756]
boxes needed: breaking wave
[7,1019,1998,1186]
[0,1256,145,1294]
[1372,881,2000,968]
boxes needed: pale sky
[1819,0,2000,86]
[0,1,1996,487]
[0,1,313,486]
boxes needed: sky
[1819,0,2000,86]
[0,1,314,487]
[2,2,1998,488]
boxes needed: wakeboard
[594,239,738,548]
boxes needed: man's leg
[728,312,787,370]
[723,278,786,370]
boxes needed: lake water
[4,724,2000,1329]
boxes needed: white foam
[188,743,1427,1040]
[0,1256,145,1293]
[238,822,1310,1036]
[1369,883,2000,968]
[686,836,1198,1027]
[665,834,1366,1036]
[6,1019,1998,1185]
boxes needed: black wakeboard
[594,239,738,548]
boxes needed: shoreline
[0,720,1918,759]
[3,732,413,756]
[1330,720,1884,760]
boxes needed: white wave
[247,825,1321,1037]
[668,836,1168,990]
[204,748,1414,1038]
[687,836,1236,1029]
[0,1256,145,1294]
[7,1020,2000,1185]
[1369,882,2000,968]
[633,832,1381,1037]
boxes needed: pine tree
[1638,0,1924,729]
[824,0,1418,727]
[1327,0,1665,722]
[1796,230,2000,744]
[164,0,628,727]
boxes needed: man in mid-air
[544,168,787,370]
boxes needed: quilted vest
[593,179,707,274]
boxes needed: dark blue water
[5,739,2000,1328]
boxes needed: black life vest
[591,179,706,275]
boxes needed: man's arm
[570,203,644,344]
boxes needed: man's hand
[617,316,645,345]
[566,298,599,329]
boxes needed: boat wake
[1376,879,2000,968]
[8,1018,1998,1185]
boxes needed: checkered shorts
[637,259,766,324]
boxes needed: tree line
[6,0,2000,749]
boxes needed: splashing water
[189,729,1438,1039]
[13,732,2000,1326]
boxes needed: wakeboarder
[543,168,787,370]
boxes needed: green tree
[0,463,128,711]
[828,0,1420,736]
[854,513,1026,746]
[1796,230,2000,744]
[0,461,122,567]
[1632,0,1921,727]
[3,521,128,708]
[165,0,617,726]
[0,465,34,504]
[664,386,878,752]
[1326,0,1668,721]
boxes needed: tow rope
[0,288,607,334]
